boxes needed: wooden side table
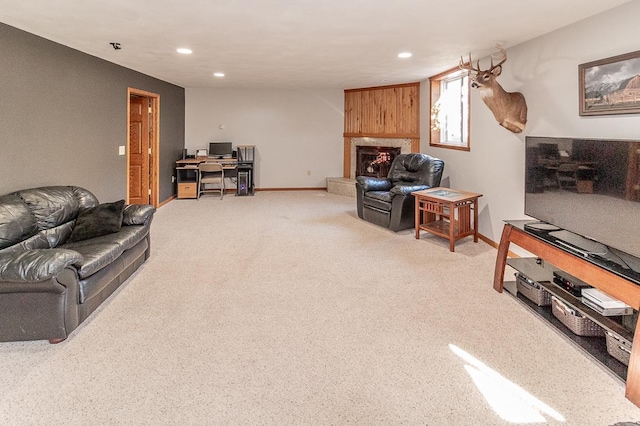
[412,187,483,252]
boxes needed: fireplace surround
[356,146,401,178]
[349,137,412,179]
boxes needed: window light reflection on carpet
[449,344,566,424]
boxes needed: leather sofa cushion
[0,231,49,254]
[123,204,156,226]
[14,186,98,232]
[17,187,81,231]
[61,225,149,278]
[0,249,83,283]
[1,186,102,252]
[0,194,38,249]
[77,237,148,304]
[42,222,75,248]
[67,243,124,279]
[63,225,148,252]
[108,226,150,250]
[363,191,393,212]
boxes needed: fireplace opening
[356,146,401,178]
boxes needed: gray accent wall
[0,23,185,203]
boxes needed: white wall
[421,0,640,246]
[185,88,344,189]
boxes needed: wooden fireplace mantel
[343,82,421,178]
[494,221,640,406]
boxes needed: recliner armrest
[390,184,430,196]
[356,176,393,192]
[123,204,156,226]
[0,249,83,283]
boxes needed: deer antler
[459,53,480,73]
[489,45,507,71]
[460,45,508,73]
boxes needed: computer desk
[175,157,238,198]
[176,157,238,169]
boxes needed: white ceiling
[0,0,631,89]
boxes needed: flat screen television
[208,142,233,158]
[524,136,640,276]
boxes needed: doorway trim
[127,87,160,207]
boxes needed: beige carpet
[0,191,638,425]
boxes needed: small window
[429,67,470,151]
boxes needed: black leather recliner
[355,153,445,231]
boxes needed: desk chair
[198,163,224,199]
[556,163,579,190]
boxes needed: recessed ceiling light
[213,72,225,78]
[177,48,192,54]
[398,52,412,59]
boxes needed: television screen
[209,142,233,158]
[525,136,640,273]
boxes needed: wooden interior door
[129,96,150,204]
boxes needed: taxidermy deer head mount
[460,45,528,133]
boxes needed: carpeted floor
[0,191,638,425]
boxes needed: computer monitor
[208,142,233,158]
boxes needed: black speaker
[181,148,188,160]
[232,150,237,158]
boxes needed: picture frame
[579,50,640,116]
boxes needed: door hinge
[148,188,152,196]
[148,106,152,113]
[148,148,152,155]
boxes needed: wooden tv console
[494,221,640,407]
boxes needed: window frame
[429,66,470,151]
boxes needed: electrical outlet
[307,170,311,176]
[118,146,125,156]
[171,176,175,183]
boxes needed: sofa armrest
[390,184,430,196]
[123,204,156,226]
[0,249,83,283]
[355,176,393,192]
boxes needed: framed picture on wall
[579,50,640,116]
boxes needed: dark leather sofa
[0,186,155,343]
[356,153,444,231]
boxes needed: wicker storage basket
[516,273,551,306]
[606,331,632,366]
[551,296,604,337]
